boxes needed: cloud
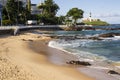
[95,13,120,18]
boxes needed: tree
[38,0,59,17]
[3,0,30,25]
[67,8,84,25]
[57,16,66,24]
[5,0,22,23]
[38,0,59,24]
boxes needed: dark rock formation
[108,70,120,75]
[48,35,104,41]
[99,32,120,37]
[21,39,33,42]
[66,60,91,66]
[88,37,103,40]
[28,39,33,42]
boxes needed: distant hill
[83,21,109,26]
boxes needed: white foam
[48,40,108,63]
[114,36,120,39]
[48,40,74,54]
[79,59,94,62]
[101,36,120,41]
[49,39,94,49]
[88,66,110,70]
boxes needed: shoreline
[27,32,120,80]
[28,35,94,80]
[0,33,94,80]
[47,37,120,80]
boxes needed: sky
[31,0,120,24]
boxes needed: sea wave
[48,40,109,63]
[100,36,120,41]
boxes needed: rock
[22,39,27,41]
[108,70,120,75]
[99,32,120,38]
[88,37,103,40]
[99,33,114,37]
[21,39,33,42]
[83,27,95,30]
[28,39,33,42]
[66,60,91,66]
[66,60,76,64]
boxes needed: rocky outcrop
[66,60,91,66]
[108,70,120,75]
[48,35,103,40]
[48,32,120,41]
[99,32,120,37]
[88,37,103,40]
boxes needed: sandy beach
[0,33,94,80]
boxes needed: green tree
[57,16,66,24]
[38,0,59,17]
[5,0,22,23]
[3,0,30,25]
[2,4,10,20]
[67,8,84,25]
[6,0,16,22]
[38,0,59,24]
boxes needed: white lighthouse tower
[89,12,92,22]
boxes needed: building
[31,4,42,15]
[82,12,100,22]
[82,18,100,22]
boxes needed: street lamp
[0,4,3,26]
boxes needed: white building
[31,4,42,15]
[82,12,100,22]
[82,18,100,22]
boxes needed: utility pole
[0,4,2,26]
[27,0,31,12]
[40,0,44,14]
[17,0,20,25]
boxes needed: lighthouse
[89,12,92,22]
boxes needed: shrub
[83,21,109,26]
[2,20,13,26]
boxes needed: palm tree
[38,0,59,17]
[37,0,60,24]
[27,0,31,12]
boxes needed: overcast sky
[32,0,120,24]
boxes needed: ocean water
[49,38,120,65]
[48,25,120,68]
[46,25,120,80]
